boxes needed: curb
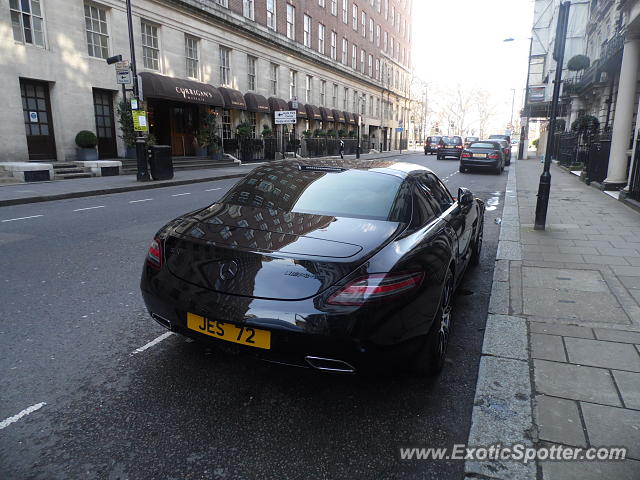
[464,161,537,480]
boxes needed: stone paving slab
[581,402,640,459]
[541,457,640,480]
[535,395,586,447]
[531,333,567,362]
[612,370,640,409]
[564,337,640,372]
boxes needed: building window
[221,109,232,139]
[383,31,388,52]
[331,0,337,15]
[11,0,45,47]
[305,75,313,103]
[368,54,372,76]
[303,14,312,47]
[384,0,388,19]
[318,23,325,54]
[342,0,348,24]
[376,25,380,46]
[185,35,199,79]
[390,37,394,59]
[360,49,365,74]
[369,95,373,116]
[247,55,256,91]
[352,4,357,30]
[343,87,348,110]
[247,112,257,137]
[375,58,380,80]
[319,0,325,6]
[270,63,278,96]
[320,80,326,105]
[289,69,297,99]
[361,11,366,37]
[361,95,366,115]
[266,0,276,29]
[369,18,374,41]
[376,0,380,13]
[141,21,159,70]
[341,37,348,64]
[353,90,357,112]
[219,46,231,85]
[332,83,338,108]
[330,31,337,60]
[243,0,254,20]
[351,44,357,69]
[286,4,295,40]
[84,4,109,58]
[215,0,228,6]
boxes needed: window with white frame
[286,4,295,40]
[219,46,231,85]
[330,0,337,15]
[330,31,337,60]
[391,5,395,25]
[341,37,348,64]
[343,87,348,110]
[361,11,365,37]
[342,0,348,23]
[376,25,380,46]
[360,48,365,74]
[332,83,338,107]
[243,0,254,20]
[303,14,312,47]
[318,23,325,54]
[369,95,373,116]
[375,58,380,80]
[11,0,45,47]
[383,31,388,51]
[289,69,297,99]
[351,44,357,69]
[369,18,373,41]
[352,90,357,112]
[215,0,228,6]
[185,35,199,79]
[221,109,231,139]
[247,55,256,90]
[376,0,380,13]
[320,80,326,105]
[141,21,160,70]
[84,4,109,58]
[384,0,388,19]
[318,0,325,6]
[270,63,278,96]
[352,4,357,30]
[361,95,366,115]
[368,54,372,76]
[266,0,276,29]
[305,75,313,103]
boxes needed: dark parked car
[489,134,511,144]
[437,136,464,160]
[424,136,442,155]
[141,159,485,377]
[492,139,512,165]
[459,141,505,174]
[464,136,479,148]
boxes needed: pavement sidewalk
[465,157,640,479]
[0,150,403,207]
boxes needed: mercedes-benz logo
[219,260,239,281]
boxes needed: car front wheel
[459,165,467,173]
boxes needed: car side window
[421,174,454,212]
[412,183,439,226]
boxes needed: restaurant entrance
[148,100,199,156]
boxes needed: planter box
[196,146,208,157]
[210,150,224,161]
[77,147,98,161]
[125,146,136,159]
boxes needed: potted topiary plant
[337,128,348,137]
[116,99,136,158]
[195,131,209,157]
[75,130,98,161]
[302,129,313,138]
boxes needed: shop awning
[268,97,289,112]
[344,111,356,125]
[319,107,333,122]
[331,109,346,123]
[139,72,224,107]
[244,93,270,113]
[305,104,322,121]
[289,101,307,118]
[218,87,247,110]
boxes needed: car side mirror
[458,187,474,206]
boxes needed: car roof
[255,158,434,180]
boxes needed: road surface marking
[0,402,46,430]
[205,188,221,192]
[129,198,153,203]
[130,332,173,355]
[171,193,191,197]
[1,215,44,223]
[73,206,105,212]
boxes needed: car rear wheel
[459,165,467,173]
[412,269,454,376]
[437,155,443,160]
[470,220,483,266]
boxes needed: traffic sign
[291,96,298,109]
[116,68,131,85]
[274,110,297,125]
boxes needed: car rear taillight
[488,153,500,159]
[147,237,163,268]
[456,145,463,149]
[461,152,472,158]
[326,272,424,306]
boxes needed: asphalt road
[0,152,508,480]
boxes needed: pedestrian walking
[339,139,345,159]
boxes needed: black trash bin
[147,145,173,180]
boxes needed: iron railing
[628,136,640,202]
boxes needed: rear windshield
[223,167,407,221]
[470,142,499,149]
[445,137,462,145]
[465,137,479,142]
[490,135,508,140]
[428,137,441,143]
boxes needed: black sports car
[140,159,485,376]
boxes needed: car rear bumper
[438,149,462,157]
[460,159,500,168]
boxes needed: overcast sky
[412,0,535,130]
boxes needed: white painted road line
[205,188,221,192]
[1,215,44,223]
[171,193,191,197]
[129,198,153,203]
[0,402,46,430]
[130,332,173,356]
[73,206,105,212]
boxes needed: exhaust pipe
[305,356,356,374]
[151,313,173,331]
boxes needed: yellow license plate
[186,313,271,349]
[474,153,487,158]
